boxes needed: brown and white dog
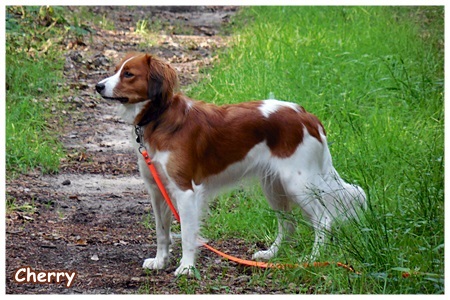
[95,52,366,276]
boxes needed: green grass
[6,6,91,175]
[6,50,65,175]
[190,7,444,294]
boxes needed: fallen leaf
[76,239,88,246]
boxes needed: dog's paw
[252,250,274,261]
[174,264,196,277]
[142,257,166,270]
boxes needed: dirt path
[5,7,298,294]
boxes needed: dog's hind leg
[143,187,173,270]
[308,212,332,261]
[252,175,295,261]
[277,171,334,261]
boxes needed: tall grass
[191,7,444,294]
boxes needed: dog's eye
[123,71,134,78]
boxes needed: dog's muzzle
[95,83,129,103]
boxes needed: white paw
[252,250,275,261]
[174,264,196,276]
[142,257,166,270]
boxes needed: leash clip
[138,145,146,156]
[135,125,145,147]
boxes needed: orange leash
[139,143,358,274]
[140,149,180,222]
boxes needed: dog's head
[95,53,178,106]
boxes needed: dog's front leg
[174,189,203,276]
[143,188,172,270]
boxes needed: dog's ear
[146,54,178,104]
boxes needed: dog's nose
[95,83,105,94]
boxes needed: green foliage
[193,7,444,294]
[135,19,150,35]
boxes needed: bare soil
[5,6,299,294]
